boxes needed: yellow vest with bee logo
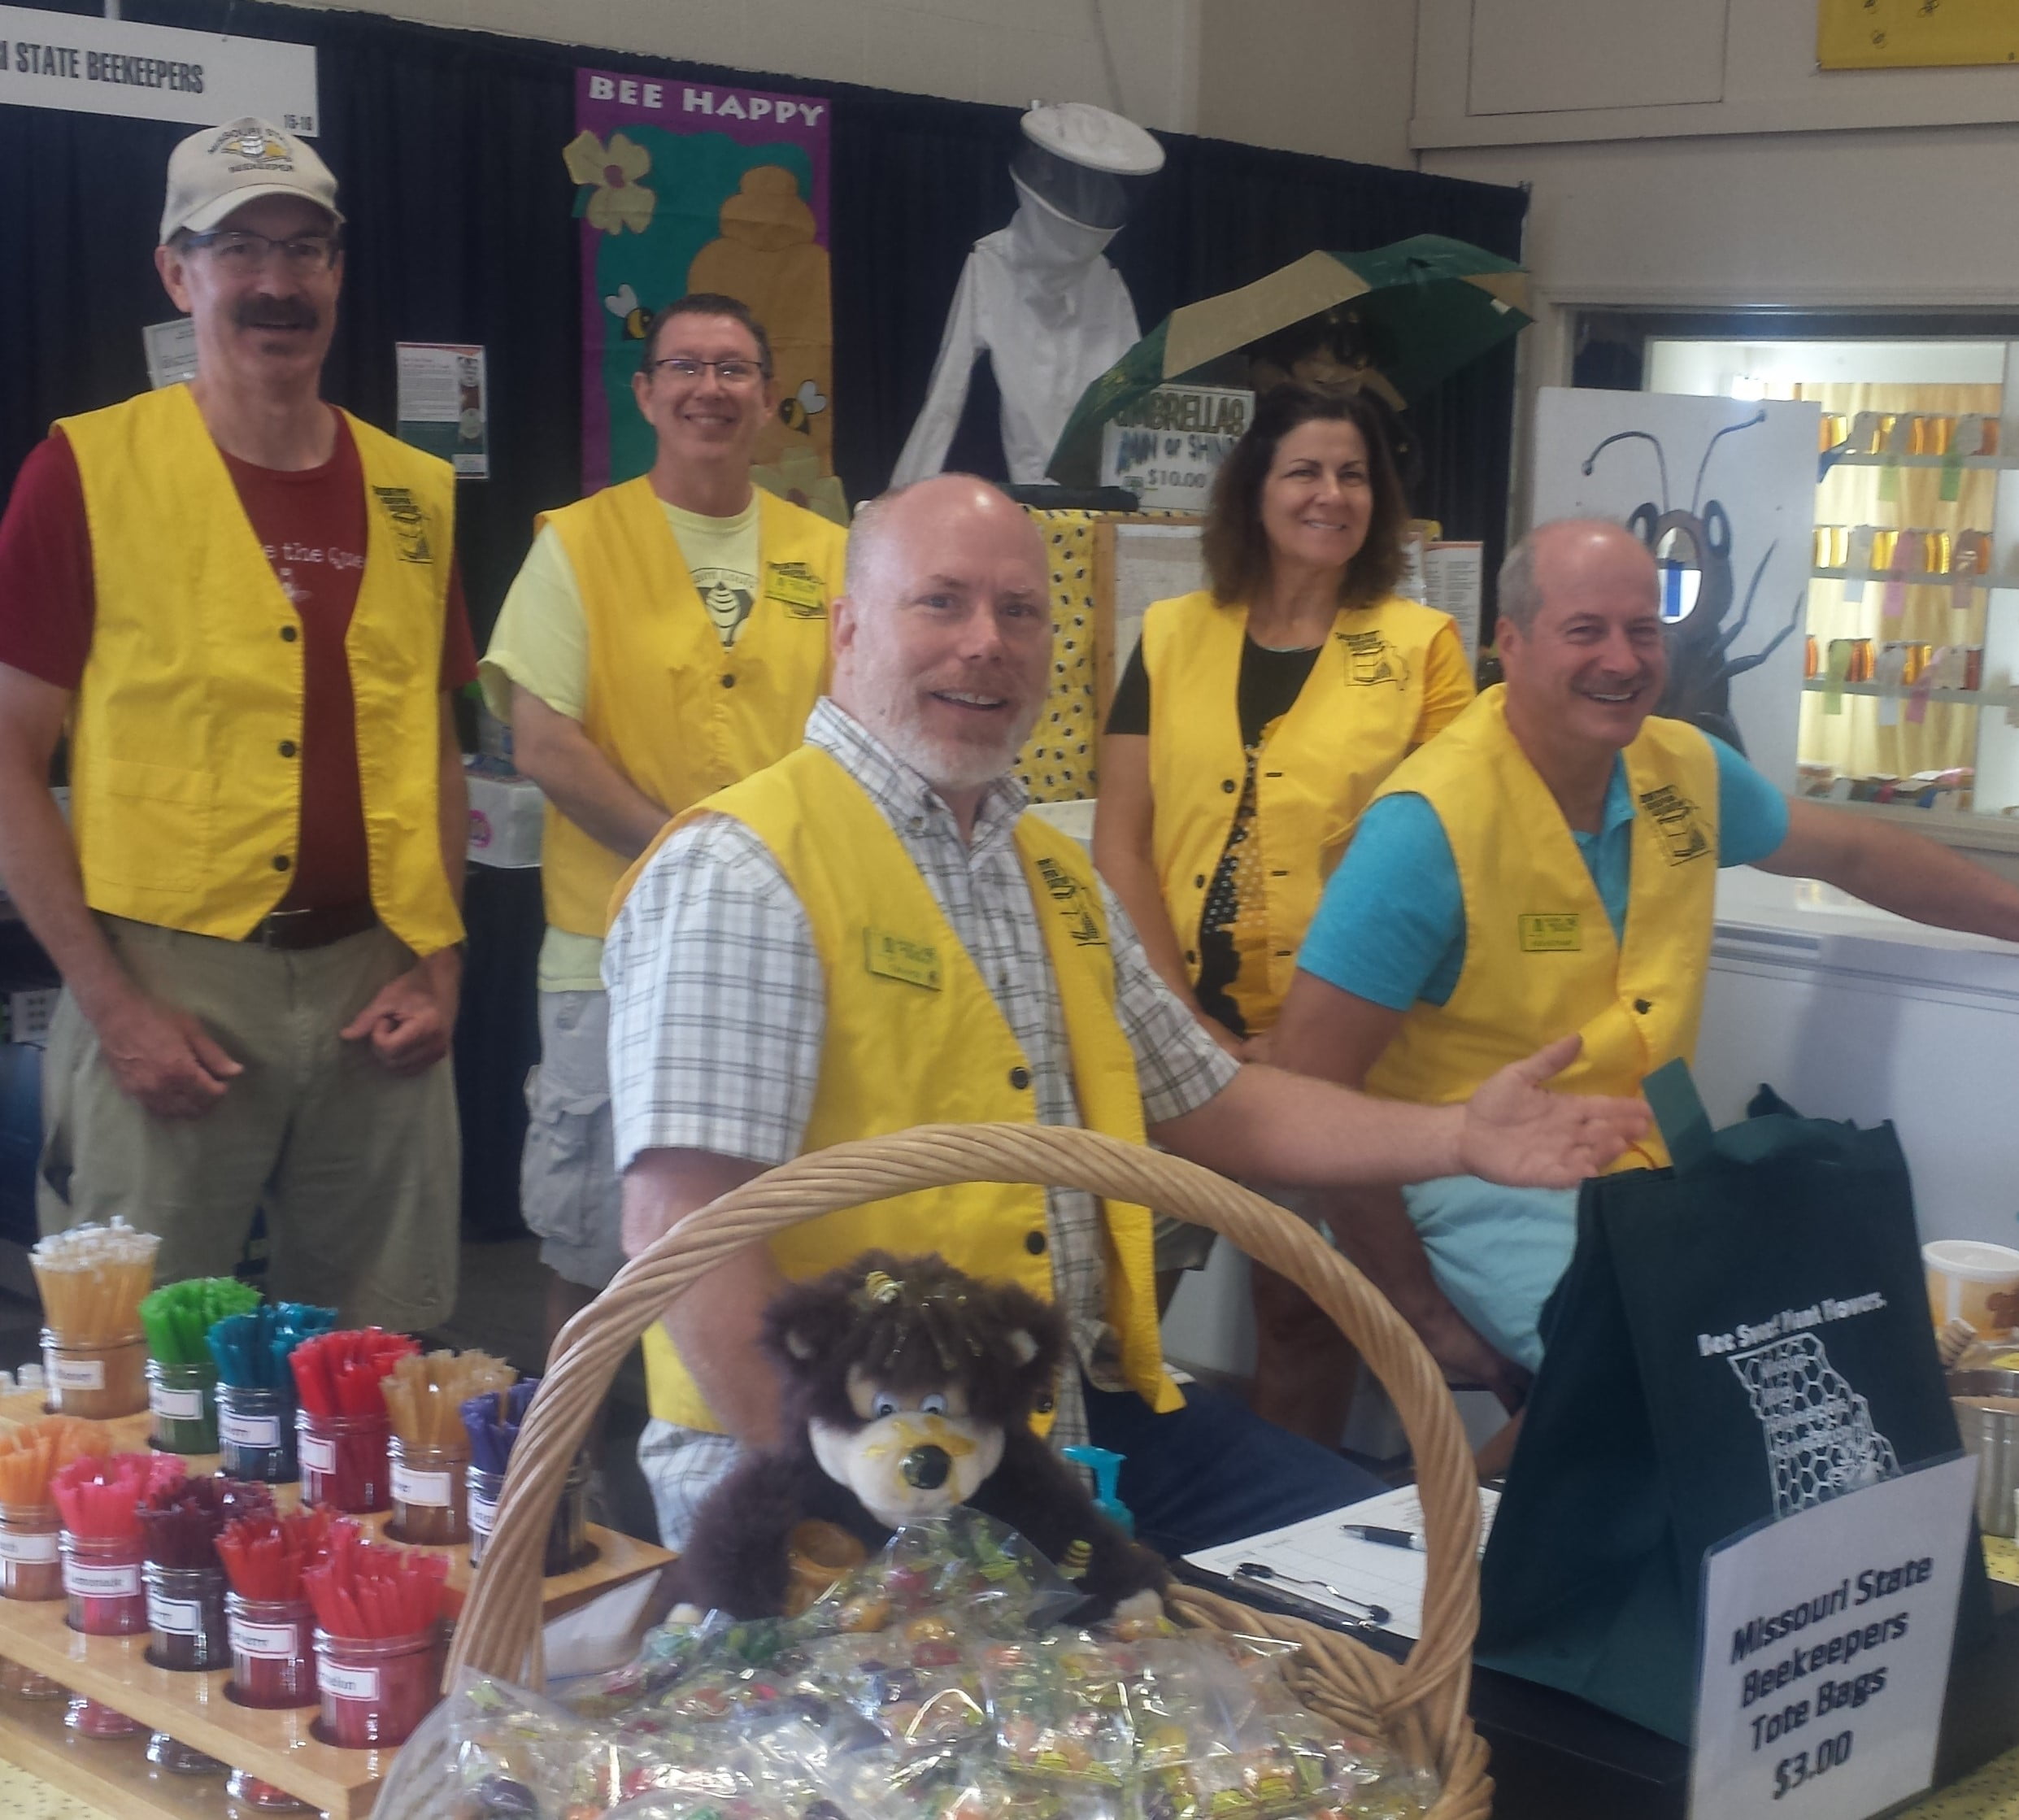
[628,743,1181,1431]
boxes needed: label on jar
[63,1560,140,1598]
[229,1615,301,1659]
[0,1528,58,1564]
[148,1589,202,1635]
[391,1462,452,1508]
[150,1383,204,1422]
[49,1354,105,1391]
[298,1432,337,1474]
[319,1661,381,1702]
[220,1409,282,1448]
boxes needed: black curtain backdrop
[0,0,1527,643]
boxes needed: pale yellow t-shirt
[480,494,763,991]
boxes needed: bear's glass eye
[920,1394,947,1416]
[871,1393,900,1419]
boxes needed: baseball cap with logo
[159,117,344,245]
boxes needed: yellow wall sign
[1820,0,2019,69]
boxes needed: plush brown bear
[674,1252,1169,1621]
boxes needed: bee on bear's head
[764,1252,1060,1530]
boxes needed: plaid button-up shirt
[604,698,1237,1456]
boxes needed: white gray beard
[865,702,1038,798]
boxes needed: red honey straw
[289,1330,420,1419]
[139,1477,276,1569]
[302,1521,447,1639]
[217,1507,334,1602]
[51,1453,185,1541]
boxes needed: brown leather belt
[244,899,378,951]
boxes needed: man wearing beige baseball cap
[0,118,477,1328]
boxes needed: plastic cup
[1924,1239,2019,1336]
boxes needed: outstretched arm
[1756,799,2019,942]
[1151,1034,1644,1192]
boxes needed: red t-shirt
[0,416,477,913]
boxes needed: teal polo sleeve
[1711,735,1790,866]
[1297,793,1466,1011]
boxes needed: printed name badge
[1687,1454,1977,1820]
[766,562,826,616]
[864,928,942,991]
[1519,913,1581,952]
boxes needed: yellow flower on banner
[562,129,655,236]
[751,443,849,528]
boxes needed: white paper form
[1181,1484,1499,1641]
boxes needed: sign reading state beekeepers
[1688,1454,1977,1820]
[1101,385,1251,510]
[0,5,317,130]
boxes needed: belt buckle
[253,908,315,950]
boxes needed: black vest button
[1185,949,1198,965]
[720,673,736,688]
[1634,998,1652,1014]
[1025,1230,1047,1256]
[1194,873,1206,888]
[272,854,291,872]
[1221,777,1237,793]
[279,625,298,642]
[278,740,298,759]
[1008,1065,1032,1091]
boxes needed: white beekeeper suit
[892,102,1162,487]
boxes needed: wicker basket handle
[446,1123,1484,1718]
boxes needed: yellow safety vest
[60,385,462,953]
[537,480,846,937]
[632,743,1181,1430]
[1364,688,1719,1170]
[1142,589,1464,1031]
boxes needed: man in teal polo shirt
[1270,517,2019,1410]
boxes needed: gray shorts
[520,989,625,1290]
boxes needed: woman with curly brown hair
[1094,381,1473,1441]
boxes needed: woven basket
[446,1122,1492,1818]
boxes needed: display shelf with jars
[1795,358,2019,834]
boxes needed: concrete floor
[0,1233,663,1544]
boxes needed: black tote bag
[1474,1062,1985,1743]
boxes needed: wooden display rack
[0,1387,673,1816]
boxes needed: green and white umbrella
[1046,234,1531,487]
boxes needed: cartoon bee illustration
[604,283,651,341]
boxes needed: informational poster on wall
[1099,385,1250,510]
[1531,388,1821,793]
[1818,0,2019,70]
[143,316,198,390]
[395,342,489,478]
[566,70,835,512]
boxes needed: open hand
[94,992,241,1119]
[339,950,459,1075]
[1456,1033,1650,1189]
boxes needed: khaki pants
[37,917,459,1330]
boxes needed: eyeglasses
[185,230,341,273]
[646,357,767,386]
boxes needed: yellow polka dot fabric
[0,1761,118,1820]
[1014,510,1099,803]
[1897,1747,2019,1818]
